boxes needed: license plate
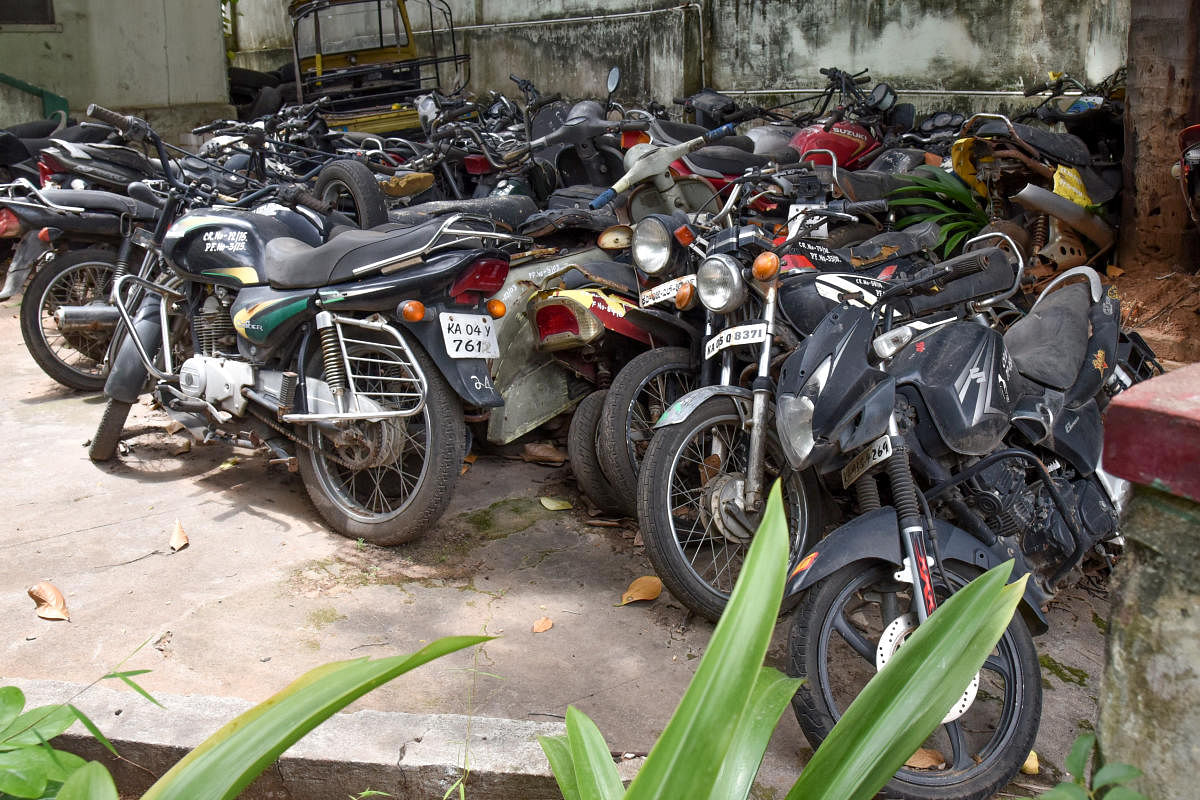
[841,434,894,488]
[787,204,829,240]
[439,312,499,359]
[704,322,768,360]
[640,274,695,308]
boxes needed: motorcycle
[85,104,516,545]
[1175,123,1200,224]
[774,253,1158,798]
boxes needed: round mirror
[607,66,621,95]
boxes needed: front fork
[882,414,939,622]
[743,280,778,512]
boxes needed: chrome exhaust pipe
[54,304,121,332]
[1010,184,1115,249]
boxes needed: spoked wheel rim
[306,342,431,523]
[663,407,808,598]
[34,259,114,380]
[814,565,1030,787]
[624,366,697,474]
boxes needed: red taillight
[0,208,20,238]
[450,257,509,302]
[621,130,651,148]
[535,304,581,338]
[37,152,69,187]
[463,154,494,175]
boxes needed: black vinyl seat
[976,121,1091,166]
[39,189,160,221]
[1003,282,1092,390]
[682,145,774,175]
[387,195,537,230]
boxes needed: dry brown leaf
[905,747,946,770]
[169,519,189,552]
[523,442,567,464]
[586,519,622,528]
[699,454,722,485]
[460,454,477,476]
[27,581,70,621]
[540,497,573,511]
[531,616,554,633]
[620,575,663,605]
[1107,265,1125,278]
[1020,750,1039,775]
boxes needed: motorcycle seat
[38,189,160,221]
[262,216,456,290]
[975,121,1091,167]
[834,169,913,201]
[1003,282,1092,390]
[387,195,537,230]
[650,119,755,152]
[682,145,775,177]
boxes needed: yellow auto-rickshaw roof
[288,0,402,21]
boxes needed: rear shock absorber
[1030,213,1049,254]
[315,312,349,412]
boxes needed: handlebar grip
[191,121,223,136]
[672,97,687,106]
[87,104,133,133]
[702,123,736,143]
[589,188,617,210]
[819,67,833,76]
[942,250,988,281]
[1023,82,1049,97]
[296,190,332,214]
[844,199,889,215]
[441,103,477,122]
[854,75,872,85]
[509,73,521,82]
[618,119,651,132]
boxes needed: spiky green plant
[888,165,989,257]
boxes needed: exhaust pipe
[54,304,121,333]
[1010,184,1114,249]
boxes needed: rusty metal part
[1039,223,1089,269]
[991,147,1055,181]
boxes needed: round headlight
[631,217,673,275]
[696,254,747,313]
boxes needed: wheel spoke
[943,720,974,770]
[831,610,878,663]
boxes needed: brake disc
[876,613,979,724]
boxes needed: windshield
[295,1,407,58]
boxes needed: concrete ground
[0,298,1110,798]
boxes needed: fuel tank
[888,321,1016,455]
[162,208,297,288]
[788,121,880,169]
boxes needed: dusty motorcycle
[775,254,1157,799]
[86,105,515,545]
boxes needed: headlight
[696,254,747,313]
[777,355,832,467]
[631,217,673,275]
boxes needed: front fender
[654,385,753,429]
[0,230,49,300]
[105,294,161,404]
[397,317,503,408]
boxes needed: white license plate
[439,312,500,359]
[704,322,768,360]
[841,434,894,488]
[640,274,695,308]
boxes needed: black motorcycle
[774,252,1157,799]
[86,105,518,545]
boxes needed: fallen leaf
[1020,750,1039,775]
[522,442,567,465]
[540,497,573,511]
[28,581,70,621]
[460,453,477,476]
[620,576,663,605]
[169,520,189,552]
[217,456,240,471]
[531,616,553,633]
[586,519,622,528]
[905,747,946,770]
[1106,265,1125,278]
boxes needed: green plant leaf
[67,706,118,758]
[54,761,117,800]
[0,689,24,734]
[887,197,957,214]
[103,674,163,709]
[27,745,85,783]
[1039,783,1090,800]
[1101,786,1148,800]
[786,563,1027,800]
[0,748,49,798]
[706,668,802,800]
[943,229,971,257]
[0,705,76,749]
[1092,761,1142,788]
[539,734,580,800]
[140,636,488,800]
[1065,732,1096,781]
[564,707,623,800]
[624,481,791,800]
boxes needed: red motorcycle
[787,67,914,169]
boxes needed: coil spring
[885,445,921,524]
[318,324,348,392]
[1030,213,1049,254]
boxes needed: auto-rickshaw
[288,0,469,134]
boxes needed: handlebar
[87,104,140,137]
[588,123,735,210]
[1023,82,1050,97]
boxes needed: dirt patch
[1115,269,1200,363]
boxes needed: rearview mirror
[606,66,621,94]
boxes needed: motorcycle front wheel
[297,337,464,545]
[636,395,824,622]
[788,561,1042,800]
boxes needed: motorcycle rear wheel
[636,395,823,622]
[20,248,115,391]
[566,389,624,514]
[313,160,388,229]
[298,337,464,545]
[788,561,1041,800]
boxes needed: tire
[567,389,624,514]
[228,66,281,89]
[20,248,116,391]
[313,160,389,229]
[88,399,132,462]
[635,395,826,622]
[596,347,697,516]
[788,561,1042,800]
[297,335,464,545]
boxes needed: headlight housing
[777,355,832,467]
[631,217,673,275]
[696,254,747,313]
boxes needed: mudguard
[781,505,1049,633]
[0,230,49,300]
[622,306,700,350]
[397,314,503,408]
[104,294,161,404]
[654,385,752,428]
